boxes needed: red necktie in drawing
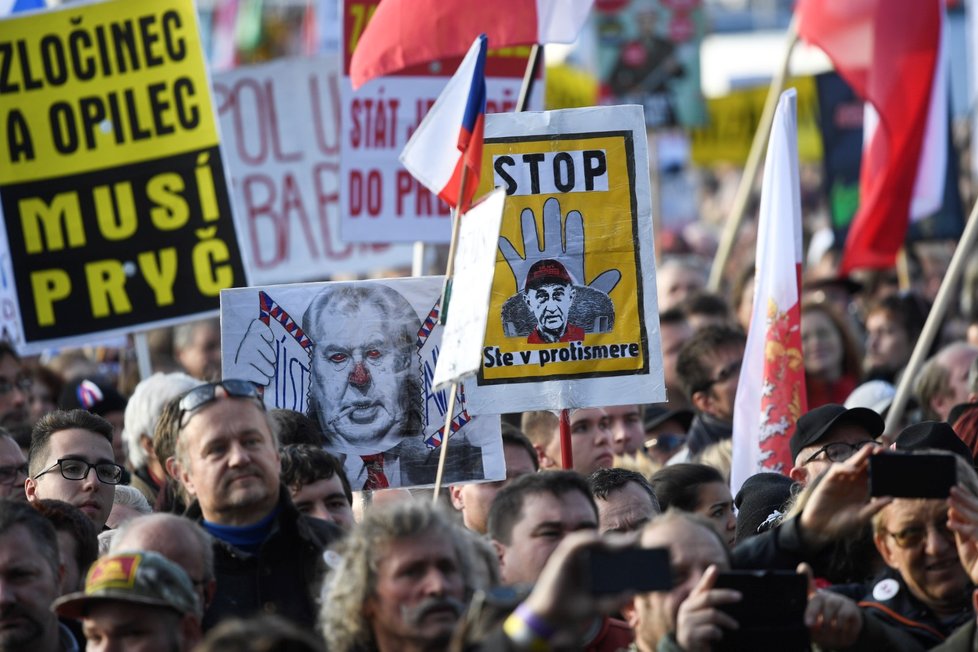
[361,454,389,490]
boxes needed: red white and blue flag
[400,35,487,214]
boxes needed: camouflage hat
[53,550,200,619]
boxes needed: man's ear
[169,457,197,498]
[690,389,712,415]
[179,614,203,650]
[449,485,464,511]
[492,539,507,575]
[24,476,38,503]
[788,465,809,485]
[534,443,556,470]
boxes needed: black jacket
[685,413,732,458]
[185,485,342,631]
[856,568,973,649]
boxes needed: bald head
[110,513,214,608]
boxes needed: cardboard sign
[221,276,503,490]
[213,56,412,285]
[339,0,539,244]
[0,0,246,352]
[433,189,506,391]
[463,106,665,413]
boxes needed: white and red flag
[349,0,593,89]
[399,35,487,214]
[796,0,944,273]
[731,89,807,496]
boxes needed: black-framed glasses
[33,458,124,484]
[178,380,263,428]
[695,359,742,394]
[882,521,953,549]
[0,462,27,485]
[0,376,31,396]
[802,441,875,466]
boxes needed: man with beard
[25,410,120,532]
[0,499,76,652]
[165,380,341,631]
[321,500,473,652]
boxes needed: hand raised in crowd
[799,443,892,548]
[674,565,740,652]
[948,484,978,583]
[799,563,863,649]
[232,318,276,387]
[520,530,636,643]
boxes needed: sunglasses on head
[178,380,263,428]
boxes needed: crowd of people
[3,248,978,652]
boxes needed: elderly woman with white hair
[123,371,202,505]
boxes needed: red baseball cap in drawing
[525,259,574,291]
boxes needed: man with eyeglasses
[24,409,120,531]
[0,430,27,501]
[163,379,340,631]
[860,451,977,648]
[675,324,746,459]
[788,404,883,486]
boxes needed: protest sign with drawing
[339,0,540,244]
[0,0,246,353]
[213,56,412,285]
[463,105,665,414]
[221,276,503,490]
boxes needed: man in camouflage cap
[53,550,202,651]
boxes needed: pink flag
[796,0,942,273]
[731,89,807,496]
[399,36,486,214]
[349,0,592,89]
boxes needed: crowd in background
[3,235,978,652]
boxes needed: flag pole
[432,169,470,503]
[708,15,798,292]
[885,195,978,436]
[559,409,573,469]
[432,383,458,501]
[516,45,543,112]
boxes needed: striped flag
[399,35,486,214]
[731,89,807,496]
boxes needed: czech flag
[400,35,486,214]
[350,0,592,90]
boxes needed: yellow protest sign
[0,0,245,352]
[690,77,823,166]
[464,106,665,413]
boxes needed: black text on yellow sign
[0,0,218,184]
[2,147,245,340]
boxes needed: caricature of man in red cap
[523,259,585,344]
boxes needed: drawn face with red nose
[309,303,413,453]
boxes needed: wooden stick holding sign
[559,410,573,470]
[432,170,469,501]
